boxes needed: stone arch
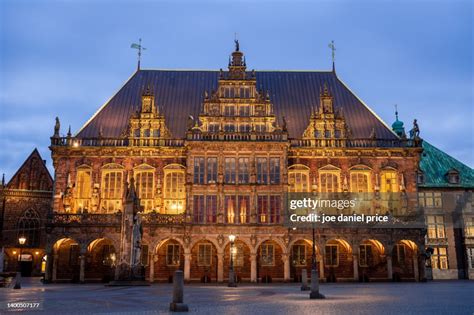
[52,238,80,282]
[288,238,315,282]
[254,237,288,255]
[85,238,117,282]
[154,238,185,283]
[223,239,251,282]
[190,239,219,283]
[358,238,387,281]
[256,239,285,283]
[392,239,419,281]
[324,238,353,282]
[189,237,221,254]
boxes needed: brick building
[2,43,472,283]
[0,149,53,276]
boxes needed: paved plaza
[0,278,473,314]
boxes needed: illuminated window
[380,170,398,193]
[431,247,448,270]
[198,243,212,266]
[163,165,185,214]
[101,166,124,213]
[467,248,474,269]
[167,244,180,266]
[230,243,243,267]
[75,166,92,211]
[350,170,371,193]
[427,215,445,239]
[135,165,154,212]
[224,158,237,184]
[291,244,306,266]
[257,195,280,224]
[288,165,310,193]
[224,124,236,132]
[466,218,474,237]
[225,195,250,224]
[325,244,338,267]
[418,192,442,208]
[255,124,266,132]
[260,244,274,266]
[239,124,251,132]
[320,172,340,193]
[224,105,235,116]
[225,195,236,224]
[239,105,250,116]
[359,244,371,267]
[17,209,40,247]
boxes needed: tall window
[238,158,250,184]
[239,105,250,116]
[418,192,442,208]
[359,244,371,267]
[325,244,338,267]
[167,244,181,266]
[467,248,474,269]
[350,172,371,193]
[269,158,280,184]
[163,165,185,214]
[257,195,280,224]
[288,166,310,193]
[224,105,235,116]
[198,244,212,266]
[256,158,268,184]
[292,244,306,266]
[101,168,123,213]
[17,209,41,247]
[466,218,474,237]
[431,247,448,269]
[135,166,154,212]
[320,172,339,192]
[207,158,218,184]
[75,166,92,211]
[206,195,217,223]
[225,195,250,224]
[193,195,205,223]
[194,157,205,184]
[193,195,217,224]
[260,244,274,266]
[230,244,244,267]
[224,158,237,184]
[380,171,399,193]
[427,215,445,239]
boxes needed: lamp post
[14,236,26,289]
[228,235,237,287]
[310,222,324,299]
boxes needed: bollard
[309,269,325,299]
[13,272,21,289]
[169,270,189,312]
[300,269,310,291]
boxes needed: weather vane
[234,32,239,52]
[131,38,146,70]
[328,40,336,71]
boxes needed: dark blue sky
[1,0,472,179]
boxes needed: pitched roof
[7,148,53,191]
[419,141,474,188]
[76,69,398,140]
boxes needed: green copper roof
[419,141,474,188]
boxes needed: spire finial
[328,40,336,72]
[131,38,147,70]
[395,104,399,120]
[2,173,5,186]
[67,125,72,137]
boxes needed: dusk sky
[1,0,472,180]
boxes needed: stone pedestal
[170,270,189,312]
[13,272,21,289]
[301,269,310,291]
[309,269,325,299]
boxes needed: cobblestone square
[0,278,473,314]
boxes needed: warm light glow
[35,251,40,255]
[229,235,236,243]
[73,141,79,147]
[18,236,26,245]
[13,251,17,255]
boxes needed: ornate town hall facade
[20,43,468,283]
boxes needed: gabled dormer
[446,168,460,184]
[127,85,171,142]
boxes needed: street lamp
[228,235,237,287]
[14,236,26,289]
[310,222,324,299]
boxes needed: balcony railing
[290,138,421,148]
[186,132,288,142]
[49,212,185,226]
[51,136,185,147]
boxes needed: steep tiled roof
[7,148,53,191]
[419,141,474,188]
[76,69,398,140]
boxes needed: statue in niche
[131,212,143,279]
[91,184,100,212]
[62,185,74,212]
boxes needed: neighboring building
[44,43,430,283]
[417,141,474,279]
[0,149,53,276]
